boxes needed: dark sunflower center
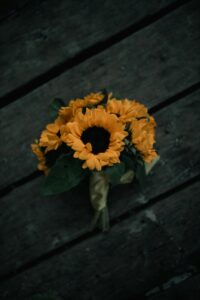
[57,131,61,138]
[81,126,110,154]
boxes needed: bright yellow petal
[46,123,60,133]
[61,106,127,170]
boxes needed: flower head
[83,92,104,105]
[130,116,157,163]
[106,98,148,123]
[61,108,128,170]
[58,106,73,122]
[39,117,65,153]
[31,142,49,175]
[59,92,104,118]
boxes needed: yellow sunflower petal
[61,107,127,170]
[46,123,60,133]
[86,142,92,152]
[84,92,104,105]
[106,98,149,123]
[130,117,157,163]
[31,143,48,174]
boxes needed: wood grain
[0,0,29,21]
[0,0,199,189]
[0,181,199,299]
[0,89,199,278]
[0,0,177,98]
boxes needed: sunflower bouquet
[31,91,159,231]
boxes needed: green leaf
[104,162,125,186]
[121,151,147,188]
[49,98,65,119]
[124,138,137,155]
[42,154,87,196]
[45,144,72,168]
[121,152,137,172]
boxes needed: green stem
[90,206,110,232]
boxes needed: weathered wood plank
[0,0,29,21]
[0,181,200,299]
[0,0,200,189]
[147,273,200,299]
[0,0,177,98]
[153,179,200,256]
[0,90,199,278]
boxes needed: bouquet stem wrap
[89,171,110,231]
[89,155,160,232]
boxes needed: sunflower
[31,142,49,175]
[106,98,149,123]
[39,116,65,153]
[61,108,128,171]
[130,116,157,163]
[59,92,104,117]
[83,92,104,105]
[58,106,73,122]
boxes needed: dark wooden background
[0,0,200,299]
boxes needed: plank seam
[0,171,40,198]
[145,270,200,299]
[0,0,190,109]
[0,173,199,284]
[149,81,200,114]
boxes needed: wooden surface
[1,0,200,189]
[0,0,200,299]
[0,0,177,98]
[0,0,29,22]
[1,181,200,299]
[0,90,200,278]
[148,273,200,300]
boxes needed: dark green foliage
[42,154,88,195]
[121,141,146,188]
[49,98,65,120]
[104,162,125,186]
[121,152,137,172]
[45,144,72,168]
